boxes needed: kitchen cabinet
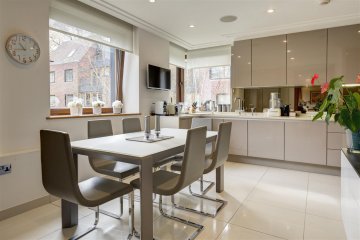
[285,121,327,165]
[231,40,252,88]
[287,29,327,86]
[226,119,248,156]
[248,120,284,160]
[212,118,223,131]
[328,132,347,150]
[327,149,341,167]
[328,24,360,84]
[252,35,287,87]
[179,117,192,129]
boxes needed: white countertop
[179,112,326,122]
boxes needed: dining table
[66,128,220,240]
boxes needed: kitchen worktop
[179,111,324,122]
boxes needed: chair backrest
[191,118,212,130]
[206,122,232,172]
[122,118,141,134]
[40,130,82,204]
[175,126,207,191]
[88,119,113,139]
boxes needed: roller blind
[50,0,133,52]
[169,43,186,68]
[187,45,231,69]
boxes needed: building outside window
[64,69,73,82]
[50,71,55,83]
[209,66,230,80]
[65,94,74,106]
[50,95,57,107]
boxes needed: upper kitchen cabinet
[287,29,327,86]
[252,35,286,87]
[328,24,360,84]
[231,40,252,88]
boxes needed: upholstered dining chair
[40,130,136,240]
[170,121,232,217]
[130,126,208,240]
[87,119,139,219]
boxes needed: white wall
[0,0,171,212]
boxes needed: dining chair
[122,117,175,168]
[40,130,136,240]
[88,120,139,219]
[172,117,215,194]
[130,126,208,240]
[170,121,232,217]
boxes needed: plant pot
[346,129,360,153]
[93,107,102,115]
[70,107,82,116]
[113,107,122,114]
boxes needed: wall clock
[5,33,40,65]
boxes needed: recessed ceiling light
[237,56,241,58]
[149,0,156,3]
[283,40,287,43]
[189,24,195,28]
[247,62,251,65]
[290,57,295,60]
[287,50,291,53]
[267,8,275,13]
[220,15,238,23]
[358,30,360,33]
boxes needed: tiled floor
[0,162,346,240]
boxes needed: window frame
[64,69,73,82]
[50,71,55,83]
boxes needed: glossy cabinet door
[248,120,285,160]
[287,29,327,86]
[212,118,223,131]
[285,121,327,165]
[231,40,252,88]
[328,24,360,84]
[252,35,287,87]
[227,119,248,156]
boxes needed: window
[64,69,73,82]
[50,95,57,107]
[65,94,74,106]
[50,71,55,83]
[209,66,230,80]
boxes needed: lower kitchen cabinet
[179,117,192,129]
[327,149,341,167]
[248,120,285,160]
[212,118,224,131]
[226,119,248,156]
[285,121,327,165]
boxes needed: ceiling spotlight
[283,40,287,43]
[319,0,331,5]
[237,56,241,58]
[287,50,291,53]
[189,24,195,28]
[149,0,156,2]
[290,57,295,60]
[358,30,360,33]
[220,15,238,23]
[267,8,275,13]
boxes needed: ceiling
[80,0,360,50]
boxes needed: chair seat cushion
[91,160,139,179]
[130,170,180,196]
[170,158,213,173]
[79,176,133,207]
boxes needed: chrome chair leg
[197,177,215,195]
[159,196,203,240]
[69,206,99,240]
[127,191,140,239]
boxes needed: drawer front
[328,122,345,133]
[327,149,341,167]
[328,132,347,149]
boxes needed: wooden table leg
[62,154,79,228]
[140,159,154,240]
[216,165,224,193]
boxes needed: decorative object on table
[310,91,321,104]
[126,135,174,143]
[312,74,360,152]
[190,102,197,113]
[112,100,123,114]
[92,100,105,115]
[155,101,165,115]
[5,33,40,65]
[67,98,83,116]
[155,115,161,137]
[166,98,176,116]
[144,115,151,139]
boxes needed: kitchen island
[160,112,346,175]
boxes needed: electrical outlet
[0,164,11,175]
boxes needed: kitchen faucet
[234,97,245,114]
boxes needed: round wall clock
[5,33,40,65]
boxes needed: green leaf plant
[312,75,360,133]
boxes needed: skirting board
[0,195,51,221]
[228,154,340,176]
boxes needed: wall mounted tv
[147,64,171,90]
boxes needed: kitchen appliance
[155,101,165,115]
[216,93,231,112]
[280,104,290,116]
[268,92,281,117]
[234,97,245,113]
[147,64,171,90]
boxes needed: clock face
[5,34,40,65]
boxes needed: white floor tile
[304,214,346,240]
[217,224,284,240]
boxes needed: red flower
[311,73,319,86]
[321,82,329,94]
[356,73,360,84]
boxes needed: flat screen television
[147,64,171,90]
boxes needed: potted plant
[67,99,83,116]
[312,74,360,152]
[92,100,105,115]
[112,100,123,114]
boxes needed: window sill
[46,113,141,120]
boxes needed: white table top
[71,128,217,161]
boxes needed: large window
[185,65,231,105]
[49,22,117,108]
